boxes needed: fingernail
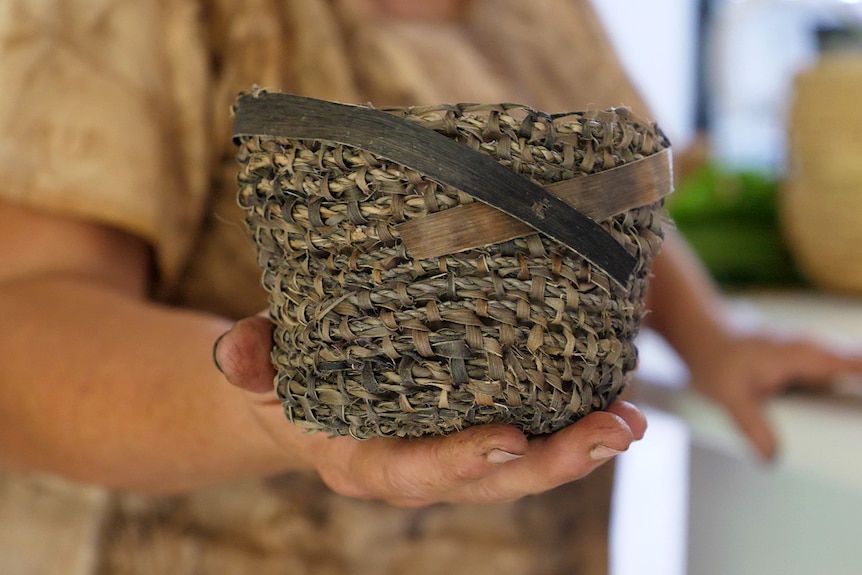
[212,331,228,374]
[590,445,624,461]
[486,449,524,464]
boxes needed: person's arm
[645,230,862,460]
[0,199,646,503]
[0,200,295,491]
[644,230,733,371]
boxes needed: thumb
[213,315,276,394]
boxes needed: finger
[726,395,777,461]
[431,402,646,501]
[326,423,529,504]
[451,403,644,502]
[606,400,648,440]
[760,341,862,392]
[797,344,862,381]
[528,407,641,474]
[213,315,276,393]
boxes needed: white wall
[707,0,862,173]
[590,0,699,150]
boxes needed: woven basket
[782,55,862,294]
[233,91,672,439]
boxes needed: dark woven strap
[233,92,637,286]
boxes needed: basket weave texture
[235,96,670,439]
[783,55,862,294]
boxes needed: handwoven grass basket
[782,55,862,294]
[233,91,672,439]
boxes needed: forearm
[0,276,308,493]
[644,231,734,368]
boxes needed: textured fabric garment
[0,1,645,573]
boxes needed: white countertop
[634,290,862,491]
[612,290,862,575]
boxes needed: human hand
[214,315,647,507]
[686,328,862,461]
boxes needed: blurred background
[589,1,862,574]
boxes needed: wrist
[229,383,334,477]
[658,305,736,379]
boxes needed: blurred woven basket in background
[783,55,862,294]
[233,91,672,439]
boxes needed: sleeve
[0,0,208,287]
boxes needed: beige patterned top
[0,1,643,573]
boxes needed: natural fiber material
[783,55,862,294]
[235,92,671,439]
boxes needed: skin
[3,191,862,502]
[215,314,646,506]
[0,199,645,504]
[644,234,862,460]
[3,0,862,503]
